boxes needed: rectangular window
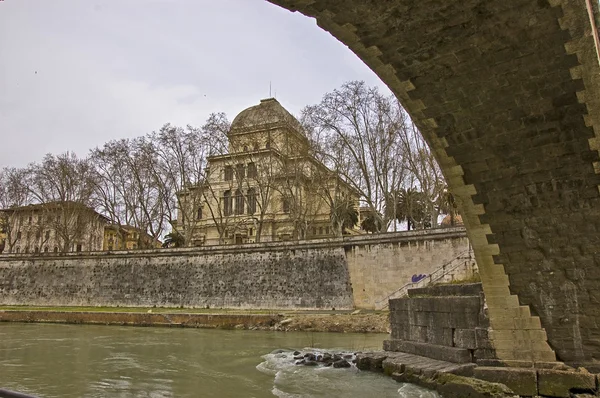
[247,188,256,215]
[76,244,82,252]
[224,165,233,181]
[45,230,50,239]
[223,191,232,216]
[282,197,290,213]
[236,164,245,180]
[235,189,244,215]
[247,162,257,178]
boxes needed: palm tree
[396,188,429,230]
[162,231,185,248]
[437,187,458,226]
[330,198,359,236]
[360,211,382,233]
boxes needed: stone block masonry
[0,245,353,309]
[0,228,470,310]
[345,228,474,309]
[267,0,600,365]
[386,283,492,364]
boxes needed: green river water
[0,323,439,398]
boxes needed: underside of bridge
[268,0,600,366]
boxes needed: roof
[229,98,304,135]
[1,201,110,222]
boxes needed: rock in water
[333,360,351,368]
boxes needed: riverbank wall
[0,310,280,329]
[0,228,472,310]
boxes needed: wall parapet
[0,227,468,261]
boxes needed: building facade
[173,98,360,246]
[0,202,109,254]
[103,224,162,251]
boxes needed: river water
[0,323,439,398]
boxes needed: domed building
[174,98,360,246]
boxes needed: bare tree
[0,167,31,253]
[24,152,101,252]
[301,81,410,232]
[90,138,168,243]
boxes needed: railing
[0,389,39,398]
[375,248,475,310]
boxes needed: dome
[229,98,304,135]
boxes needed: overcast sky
[0,0,389,169]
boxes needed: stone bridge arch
[267,0,600,366]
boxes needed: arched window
[34,246,39,253]
[247,188,256,215]
[235,189,244,215]
[53,247,58,253]
[16,247,20,254]
[44,247,49,253]
[197,206,202,220]
[247,162,257,178]
[223,190,232,216]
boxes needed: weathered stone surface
[408,283,483,298]
[0,231,469,310]
[537,369,596,397]
[267,0,600,364]
[391,371,517,398]
[355,352,388,372]
[454,328,477,349]
[388,283,493,363]
[0,244,353,309]
[473,367,537,397]
[384,339,472,364]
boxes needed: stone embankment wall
[385,283,492,364]
[0,228,471,310]
[345,229,474,309]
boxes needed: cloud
[0,0,391,168]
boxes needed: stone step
[407,282,483,298]
[356,350,475,377]
[384,339,473,363]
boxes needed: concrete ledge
[384,339,472,363]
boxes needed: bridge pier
[269,0,600,365]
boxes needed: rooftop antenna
[269,81,272,98]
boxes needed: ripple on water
[257,349,440,398]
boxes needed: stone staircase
[375,249,476,310]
